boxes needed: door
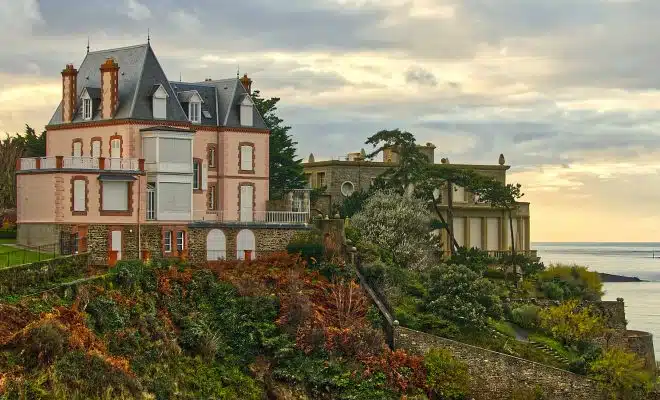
[72,141,82,168]
[111,230,122,261]
[236,229,256,260]
[206,229,227,260]
[110,138,121,169]
[240,185,253,222]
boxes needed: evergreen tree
[251,90,306,199]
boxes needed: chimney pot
[240,73,253,94]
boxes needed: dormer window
[152,84,168,119]
[240,95,253,127]
[189,101,201,124]
[80,89,93,120]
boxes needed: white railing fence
[189,210,309,224]
[20,158,37,170]
[63,156,98,169]
[41,157,56,169]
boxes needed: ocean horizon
[533,242,660,358]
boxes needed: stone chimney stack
[61,64,78,123]
[240,73,253,94]
[100,58,120,119]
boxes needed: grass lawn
[0,244,53,268]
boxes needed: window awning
[98,174,136,182]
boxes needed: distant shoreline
[598,272,647,283]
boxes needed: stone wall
[626,330,657,373]
[187,225,310,265]
[140,225,162,257]
[394,327,606,400]
[87,224,108,265]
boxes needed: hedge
[0,253,89,296]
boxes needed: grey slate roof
[48,43,268,131]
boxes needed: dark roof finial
[147,28,150,44]
[236,65,239,79]
[86,37,90,54]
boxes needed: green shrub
[508,385,547,400]
[53,351,141,398]
[537,265,603,301]
[538,300,605,345]
[589,348,653,400]
[286,230,324,264]
[19,321,70,369]
[345,222,362,244]
[85,295,127,333]
[0,229,17,239]
[424,348,470,399]
[511,305,540,330]
[446,247,494,275]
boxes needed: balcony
[192,210,310,225]
[17,156,144,172]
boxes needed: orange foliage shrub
[157,266,193,296]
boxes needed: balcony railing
[17,156,144,172]
[192,210,310,225]
[145,161,192,174]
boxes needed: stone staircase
[528,338,571,367]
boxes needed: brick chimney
[100,58,120,119]
[239,73,252,94]
[61,64,78,123]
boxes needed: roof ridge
[223,79,239,125]
[88,43,149,55]
[128,44,150,118]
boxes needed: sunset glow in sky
[3,0,660,242]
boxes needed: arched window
[206,229,226,260]
[236,229,256,260]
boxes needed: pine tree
[251,90,306,199]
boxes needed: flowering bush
[351,190,436,269]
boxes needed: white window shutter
[240,185,253,222]
[73,180,85,211]
[201,162,208,190]
[241,145,252,171]
[73,142,82,157]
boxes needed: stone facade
[87,224,109,265]
[186,225,310,265]
[140,225,163,257]
[395,327,606,400]
[626,330,657,374]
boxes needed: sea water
[534,242,660,359]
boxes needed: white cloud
[0,0,42,37]
[124,0,151,21]
[168,9,202,33]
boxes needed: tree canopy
[251,90,306,200]
[0,125,46,209]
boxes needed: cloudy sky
[3,0,660,242]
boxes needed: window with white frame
[189,101,201,124]
[73,179,86,212]
[91,140,101,158]
[82,98,92,120]
[208,185,216,210]
[193,160,201,190]
[102,181,129,211]
[208,147,216,168]
[164,231,172,252]
[146,183,156,220]
[341,181,355,197]
[72,141,82,157]
[240,145,253,171]
[176,231,185,252]
[240,96,253,126]
[152,85,168,119]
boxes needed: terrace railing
[192,210,309,225]
[17,156,144,172]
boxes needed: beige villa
[303,144,533,256]
[15,43,310,265]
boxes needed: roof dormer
[239,94,253,127]
[178,90,203,124]
[79,87,100,121]
[151,84,168,119]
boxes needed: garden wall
[394,327,606,400]
[0,253,89,295]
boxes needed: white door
[236,229,256,260]
[240,185,253,222]
[111,230,122,260]
[206,229,227,260]
[73,141,82,157]
[469,218,482,249]
[110,138,121,169]
[453,217,465,247]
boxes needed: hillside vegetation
[0,255,470,400]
